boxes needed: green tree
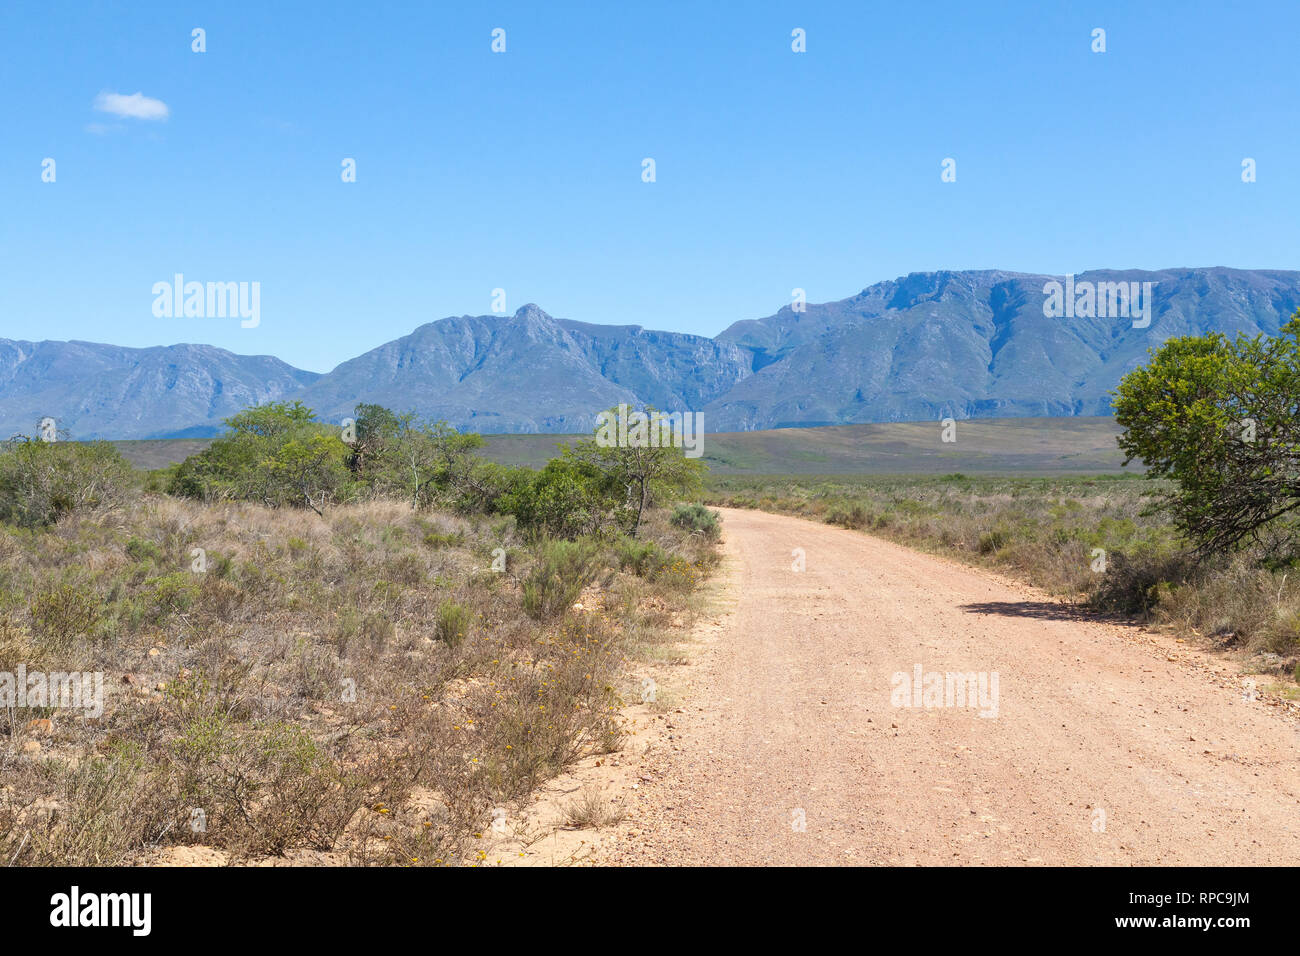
[495,459,608,538]
[346,403,402,481]
[224,401,316,438]
[562,406,706,536]
[392,418,490,510]
[262,432,350,515]
[168,401,350,512]
[1114,311,1300,557]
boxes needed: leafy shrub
[380,552,425,586]
[496,460,610,539]
[30,582,101,650]
[20,743,174,866]
[670,503,720,539]
[0,439,133,528]
[1265,608,1300,653]
[167,401,351,514]
[522,539,603,620]
[197,575,245,622]
[826,503,869,530]
[434,599,471,645]
[332,607,394,657]
[169,711,361,855]
[124,537,165,565]
[1091,549,1194,615]
[0,619,45,673]
[615,538,669,577]
[423,530,465,549]
[977,529,1009,554]
[146,572,202,621]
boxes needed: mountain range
[4,267,1298,440]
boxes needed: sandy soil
[570,507,1300,866]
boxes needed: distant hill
[708,267,1300,429]
[0,340,319,440]
[292,303,752,433]
[6,267,1299,439]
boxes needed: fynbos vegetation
[0,403,719,865]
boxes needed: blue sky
[3,0,1298,372]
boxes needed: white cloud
[93,91,169,121]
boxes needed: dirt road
[591,507,1300,865]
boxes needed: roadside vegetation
[0,404,719,865]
